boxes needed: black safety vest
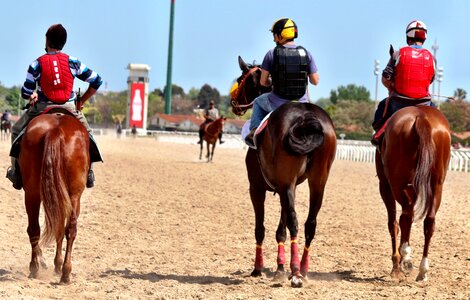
[272,45,310,100]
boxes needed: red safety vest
[394,46,434,99]
[38,52,74,103]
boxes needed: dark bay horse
[376,105,451,281]
[19,110,90,284]
[232,57,337,287]
[199,117,225,162]
[1,120,11,141]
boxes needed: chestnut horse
[232,57,337,287]
[199,116,225,162]
[376,105,451,281]
[19,110,90,284]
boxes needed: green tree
[163,84,185,98]
[148,90,165,117]
[187,87,199,101]
[331,100,375,139]
[197,84,220,108]
[330,84,371,104]
[440,99,470,132]
[315,97,332,109]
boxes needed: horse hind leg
[398,189,416,274]
[416,212,437,281]
[279,187,302,287]
[250,185,266,277]
[300,181,326,279]
[273,212,288,281]
[60,212,78,284]
[25,196,44,278]
[54,234,65,274]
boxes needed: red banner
[130,83,145,128]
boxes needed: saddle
[242,112,272,149]
[10,106,103,162]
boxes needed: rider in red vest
[371,20,436,146]
[6,24,103,190]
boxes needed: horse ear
[238,56,249,73]
[389,44,395,57]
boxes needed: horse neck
[206,119,222,135]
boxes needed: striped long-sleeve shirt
[21,52,103,102]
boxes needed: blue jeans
[250,93,272,130]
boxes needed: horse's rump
[269,102,326,156]
[382,106,450,220]
[20,114,89,246]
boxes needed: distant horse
[1,120,11,141]
[199,117,225,162]
[376,105,451,281]
[232,57,337,287]
[19,109,90,284]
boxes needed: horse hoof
[290,275,303,288]
[416,272,428,282]
[60,275,71,284]
[390,269,402,281]
[251,269,262,277]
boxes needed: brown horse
[1,120,11,141]
[232,57,337,287]
[19,110,90,284]
[376,105,451,281]
[199,117,225,162]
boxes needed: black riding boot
[219,132,225,144]
[86,168,95,188]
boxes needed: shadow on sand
[100,268,244,285]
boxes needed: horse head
[230,56,267,116]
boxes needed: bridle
[231,66,260,115]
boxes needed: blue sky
[1,0,469,103]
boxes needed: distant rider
[197,100,225,144]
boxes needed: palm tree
[453,88,467,101]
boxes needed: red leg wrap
[300,247,310,275]
[255,245,264,270]
[290,238,300,274]
[277,243,286,265]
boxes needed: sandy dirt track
[0,135,469,299]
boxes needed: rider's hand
[29,92,38,104]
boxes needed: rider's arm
[308,73,319,85]
[21,60,40,100]
[382,55,397,93]
[260,69,271,87]
[70,57,103,104]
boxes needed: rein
[231,67,260,114]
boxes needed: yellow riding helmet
[271,18,298,40]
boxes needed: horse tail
[40,128,72,246]
[284,112,324,156]
[413,115,435,221]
